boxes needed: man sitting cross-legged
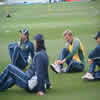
[82,31,100,80]
[50,29,85,73]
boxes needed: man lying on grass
[0,34,51,95]
[82,31,100,80]
[50,29,85,73]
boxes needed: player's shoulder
[35,52,42,60]
[74,38,80,43]
[36,50,46,57]
[95,45,100,50]
[27,40,34,46]
[28,40,32,44]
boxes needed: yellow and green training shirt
[65,38,85,66]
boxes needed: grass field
[0,0,100,100]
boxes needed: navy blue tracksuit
[0,49,50,93]
[88,44,100,79]
[5,40,34,90]
[8,40,34,69]
[59,48,84,72]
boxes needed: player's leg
[7,64,29,89]
[58,48,70,68]
[69,61,84,72]
[15,52,28,70]
[88,63,96,73]
[0,64,29,91]
[12,46,21,65]
[82,61,100,80]
[88,61,100,72]
[50,48,72,73]
[0,65,11,85]
[62,60,84,73]
[0,77,15,91]
[8,43,17,60]
[12,46,27,69]
[82,63,96,80]
[94,70,100,80]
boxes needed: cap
[94,31,100,40]
[33,34,43,41]
[19,29,29,36]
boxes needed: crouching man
[50,29,85,73]
[0,34,51,95]
[82,32,100,80]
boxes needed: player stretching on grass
[0,34,51,95]
[50,29,85,73]
[82,32,100,80]
[8,29,34,70]
[1,29,35,91]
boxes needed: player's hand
[55,59,66,65]
[37,91,44,96]
[88,59,93,64]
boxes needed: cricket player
[8,29,34,69]
[50,29,85,73]
[82,32,100,80]
[0,34,51,95]
[4,29,35,90]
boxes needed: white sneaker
[81,73,94,80]
[61,67,67,73]
[50,64,61,73]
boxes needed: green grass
[0,0,100,100]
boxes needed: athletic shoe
[81,73,94,80]
[61,67,67,73]
[50,64,61,73]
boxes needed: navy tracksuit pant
[59,48,84,72]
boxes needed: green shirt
[65,38,85,66]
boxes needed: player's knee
[7,64,14,69]
[8,43,12,49]
[62,48,69,54]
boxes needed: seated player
[82,32,100,80]
[4,29,35,91]
[50,29,85,73]
[0,34,51,95]
[8,29,34,70]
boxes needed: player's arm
[30,43,35,60]
[88,46,100,64]
[88,46,99,59]
[56,39,80,64]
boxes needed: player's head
[19,29,29,41]
[33,34,46,52]
[94,31,100,44]
[64,29,73,44]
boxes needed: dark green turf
[0,0,100,100]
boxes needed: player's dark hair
[36,40,46,52]
[26,34,29,40]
